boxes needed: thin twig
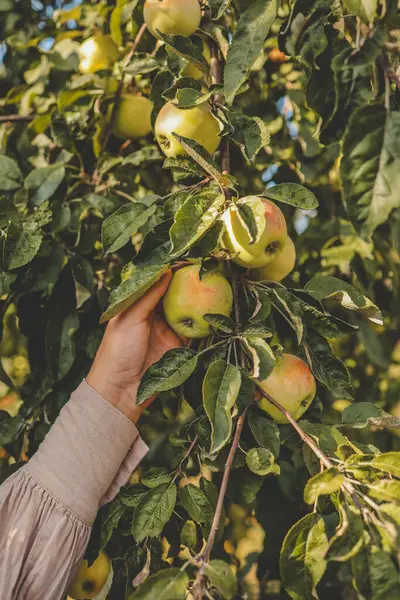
[172,435,199,482]
[0,114,34,123]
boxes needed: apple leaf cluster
[0,1,400,600]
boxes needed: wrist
[86,371,142,425]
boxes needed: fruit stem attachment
[93,22,147,180]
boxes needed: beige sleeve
[0,380,149,600]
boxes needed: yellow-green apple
[249,236,296,282]
[222,197,288,268]
[68,551,111,599]
[163,264,233,338]
[182,35,211,80]
[111,95,153,140]
[258,354,316,423]
[144,0,201,38]
[78,34,119,74]
[154,102,220,157]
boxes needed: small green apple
[144,0,201,38]
[68,551,110,599]
[163,264,233,338]
[154,101,221,157]
[112,95,153,140]
[258,353,316,424]
[78,34,119,74]
[182,35,211,80]
[250,236,296,282]
[222,197,288,268]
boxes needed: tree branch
[0,115,34,123]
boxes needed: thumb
[119,270,172,326]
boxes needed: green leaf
[242,337,275,381]
[170,190,225,256]
[24,164,65,205]
[3,223,43,270]
[235,195,267,244]
[304,275,383,325]
[110,0,127,46]
[224,0,278,105]
[248,408,280,457]
[205,560,237,600]
[280,513,329,600]
[142,467,171,488]
[261,184,319,209]
[171,134,225,185]
[129,567,188,600]
[126,52,161,76]
[368,480,400,503]
[132,483,177,542]
[343,0,377,23]
[203,313,235,334]
[99,499,126,550]
[180,520,198,549]
[368,546,400,599]
[341,402,400,430]
[208,0,233,19]
[203,360,241,454]
[249,289,272,323]
[230,111,270,163]
[341,104,400,237]
[0,155,23,191]
[100,261,170,323]
[158,32,209,75]
[179,483,214,523]
[304,331,354,400]
[0,412,24,446]
[246,447,280,476]
[370,453,400,479]
[45,311,78,381]
[303,468,345,504]
[137,348,198,405]
[102,202,158,255]
[328,503,365,562]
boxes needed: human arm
[0,272,181,600]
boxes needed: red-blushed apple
[249,236,296,282]
[163,264,233,338]
[154,102,221,157]
[258,354,316,423]
[222,197,288,268]
[111,95,153,140]
[144,0,201,38]
[68,551,110,599]
[78,34,119,74]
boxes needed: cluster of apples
[78,0,219,156]
[77,1,315,428]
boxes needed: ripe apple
[222,197,288,268]
[257,354,316,424]
[182,36,211,80]
[111,95,153,140]
[78,34,119,74]
[163,264,233,338]
[269,48,287,63]
[144,0,201,38]
[154,102,221,157]
[68,551,111,599]
[249,236,296,282]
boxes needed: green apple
[68,551,110,599]
[144,0,201,38]
[154,101,221,157]
[249,236,296,282]
[78,34,119,74]
[111,95,153,140]
[222,197,288,268]
[163,264,233,338]
[258,354,316,424]
[182,35,211,80]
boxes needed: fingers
[118,270,172,326]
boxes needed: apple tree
[1,0,400,599]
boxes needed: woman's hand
[87,271,182,423]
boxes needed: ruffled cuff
[27,380,149,524]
